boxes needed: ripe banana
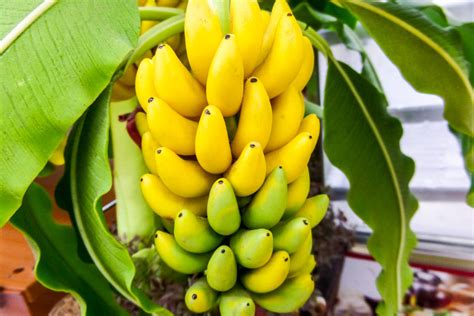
[195,106,232,174]
[185,0,223,84]
[231,78,272,157]
[140,174,207,219]
[207,178,241,236]
[298,113,320,138]
[157,0,181,7]
[230,0,263,77]
[135,112,149,136]
[219,286,255,316]
[283,167,310,219]
[292,36,315,91]
[272,217,311,254]
[112,80,135,101]
[135,58,156,112]
[230,229,273,268]
[206,245,238,292]
[265,85,305,152]
[292,195,329,228]
[153,44,206,117]
[260,10,271,31]
[147,97,198,156]
[206,34,244,117]
[253,11,304,98]
[265,132,316,183]
[174,209,223,253]
[155,147,217,197]
[252,274,315,313]
[140,0,158,35]
[241,250,290,293]
[154,231,211,274]
[185,277,218,313]
[242,166,287,229]
[288,231,312,277]
[141,132,159,174]
[225,142,266,197]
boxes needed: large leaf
[0,0,139,226]
[340,0,474,137]
[10,184,127,316]
[57,87,171,315]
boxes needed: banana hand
[272,217,311,254]
[292,36,315,91]
[206,246,238,292]
[135,58,156,112]
[219,286,255,316]
[292,194,329,228]
[141,132,159,174]
[207,178,241,236]
[135,112,149,136]
[298,114,320,139]
[230,228,273,269]
[185,277,218,313]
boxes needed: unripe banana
[298,113,320,138]
[252,274,315,313]
[292,36,315,91]
[135,58,157,112]
[135,112,149,136]
[253,12,304,98]
[174,209,223,253]
[141,132,159,174]
[155,147,217,197]
[185,0,223,84]
[231,78,272,157]
[265,132,316,183]
[272,217,311,254]
[206,35,244,117]
[288,231,312,277]
[230,0,263,77]
[185,277,218,313]
[140,174,207,219]
[283,167,310,219]
[265,85,305,152]
[153,44,206,117]
[206,245,238,292]
[154,231,211,274]
[292,195,329,228]
[294,254,317,277]
[147,97,198,155]
[237,195,252,208]
[241,250,290,293]
[225,142,266,197]
[242,166,287,229]
[230,229,273,268]
[219,286,255,316]
[207,178,241,236]
[195,106,232,174]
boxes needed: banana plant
[0,0,472,315]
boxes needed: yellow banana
[288,232,312,277]
[231,77,272,157]
[261,10,271,31]
[230,0,263,77]
[141,0,158,35]
[185,277,218,313]
[252,274,315,313]
[225,142,266,197]
[154,231,211,274]
[253,11,304,98]
[111,80,135,101]
[141,132,159,174]
[155,147,217,197]
[49,135,67,166]
[298,113,320,138]
[206,245,238,292]
[135,58,157,112]
[207,178,241,236]
[135,112,149,136]
[140,174,207,219]
[219,286,255,316]
[206,34,244,117]
[283,167,310,219]
[153,44,206,117]
[265,85,305,152]
[195,106,232,174]
[292,195,329,228]
[272,217,311,254]
[241,250,290,293]
[292,36,315,91]
[265,132,316,183]
[174,209,223,253]
[177,0,188,9]
[230,229,273,268]
[185,0,223,84]
[147,97,198,156]
[157,0,180,6]
[293,254,317,277]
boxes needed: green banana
[237,195,252,208]
[288,231,312,277]
[272,217,311,254]
[292,195,329,228]
[283,167,310,219]
[154,231,211,274]
[207,178,241,236]
[174,209,223,253]
[252,274,315,313]
[219,285,255,316]
[290,254,317,278]
[241,250,290,293]
[206,245,238,292]
[185,277,218,313]
[230,229,273,268]
[242,166,287,229]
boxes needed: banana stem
[139,6,184,21]
[210,0,230,34]
[304,99,323,119]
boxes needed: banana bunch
[134,0,330,313]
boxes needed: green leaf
[57,87,171,315]
[0,0,140,227]
[292,2,338,30]
[340,0,474,137]
[10,184,127,316]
